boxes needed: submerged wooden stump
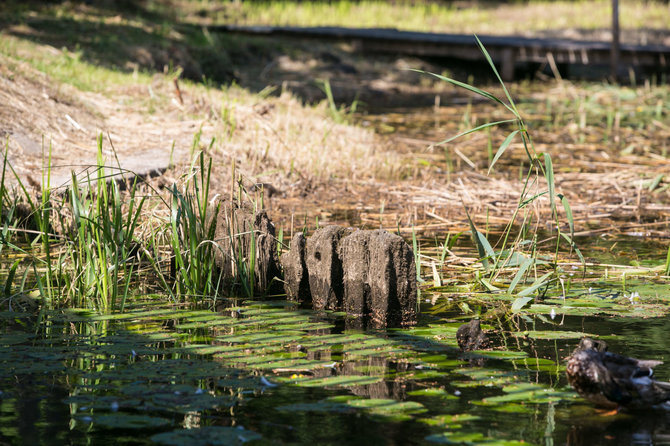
[342,229,417,328]
[212,200,282,294]
[281,232,310,302]
[283,225,417,327]
[305,225,352,311]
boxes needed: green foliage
[169,151,224,303]
[0,134,262,312]
[316,78,359,124]
[59,135,146,311]
[415,37,582,308]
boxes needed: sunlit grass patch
[175,0,670,36]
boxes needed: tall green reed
[64,134,147,311]
[0,131,268,313]
[316,78,359,124]
[169,150,223,303]
[414,36,584,300]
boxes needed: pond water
[3,101,669,444]
[2,237,670,446]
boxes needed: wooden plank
[213,25,670,77]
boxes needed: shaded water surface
[1,239,670,446]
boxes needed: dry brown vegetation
[2,2,670,241]
[0,38,399,198]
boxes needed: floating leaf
[510,296,534,313]
[425,432,486,444]
[151,426,261,446]
[481,383,572,404]
[347,398,427,420]
[407,388,459,401]
[426,431,528,445]
[287,375,383,388]
[466,350,528,359]
[91,414,171,429]
[512,330,594,340]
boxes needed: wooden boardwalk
[214,25,670,80]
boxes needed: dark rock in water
[456,319,490,352]
[281,232,311,302]
[305,225,352,310]
[212,200,282,294]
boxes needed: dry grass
[0,36,398,199]
[2,4,670,240]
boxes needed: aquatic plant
[56,135,147,311]
[414,37,584,308]
[168,148,224,303]
[0,135,267,312]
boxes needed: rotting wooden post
[501,47,515,82]
[611,0,620,82]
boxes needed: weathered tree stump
[340,230,373,317]
[342,229,417,328]
[305,225,352,310]
[283,225,417,327]
[212,200,282,294]
[281,232,310,302]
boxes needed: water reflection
[563,410,670,446]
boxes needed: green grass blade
[519,191,547,208]
[558,193,574,237]
[560,232,585,266]
[412,227,422,282]
[464,206,494,269]
[435,119,517,145]
[543,153,556,219]
[511,296,534,312]
[410,68,515,114]
[518,271,553,297]
[488,129,519,174]
[508,256,533,294]
[474,35,517,115]
[3,259,20,297]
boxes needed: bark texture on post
[212,200,282,295]
[305,225,352,311]
[281,232,311,302]
[284,226,417,328]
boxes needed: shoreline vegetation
[170,0,670,42]
[1,0,669,312]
